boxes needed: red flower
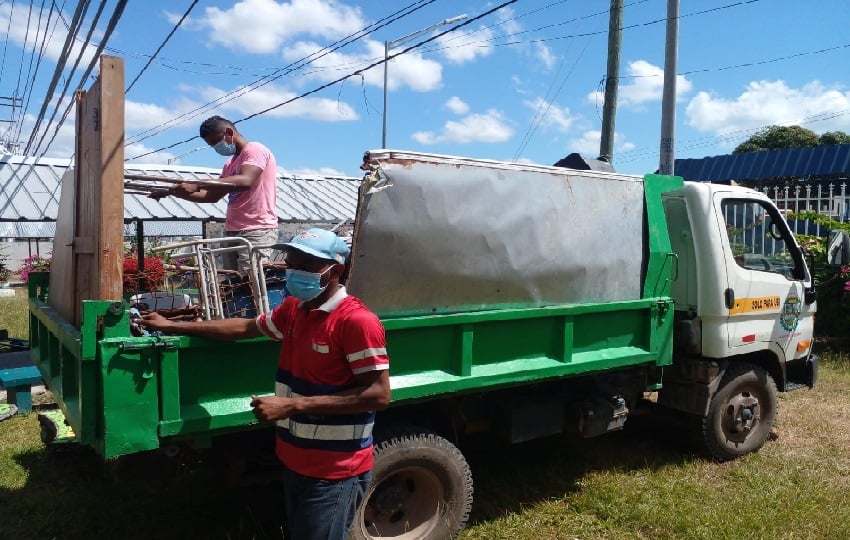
[123,256,166,292]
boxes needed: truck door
[717,196,812,359]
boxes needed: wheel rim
[721,389,761,443]
[360,466,445,539]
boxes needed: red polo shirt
[255,287,389,479]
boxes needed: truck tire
[699,363,778,461]
[350,426,473,540]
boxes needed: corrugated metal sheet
[0,221,204,239]
[674,144,850,182]
[1,154,360,225]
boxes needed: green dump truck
[29,150,822,539]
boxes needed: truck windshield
[722,199,806,281]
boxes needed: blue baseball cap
[274,228,350,264]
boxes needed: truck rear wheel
[351,427,473,540]
[699,363,777,461]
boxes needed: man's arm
[251,369,391,422]
[138,312,262,341]
[158,164,264,203]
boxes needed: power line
[125,0,199,94]
[36,0,128,159]
[22,0,91,155]
[30,0,108,157]
[11,0,34,106]
[127,0,521,162]
[14,0,65,142]
[0,0,15,86]
[124,0,439,149]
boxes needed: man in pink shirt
[159,116,279,270]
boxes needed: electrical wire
[124,0,439,148]
[14,0,64,142]
[10,0,33,107]
[125,0,199,94]
[127,0,521,161]
[0,0,15,86]
[22,0,91,155]
[36,0,128,159]
[30,0,108,157]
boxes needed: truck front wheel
[699,363,778,461]
[351,427,473,540]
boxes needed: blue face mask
[213,134,236,156]
[285,267,332,301]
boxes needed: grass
[2,290,850,539]
[0,286,28,341]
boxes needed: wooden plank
[71,56,125,325]
[98,55,125,302]
[47,168,79,322]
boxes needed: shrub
[17,254,52,282]
[123,256,166,292]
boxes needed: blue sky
[1,0,849,178]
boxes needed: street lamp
[167,145,207,165]
[382,13,467,148]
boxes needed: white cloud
[282,40,443,92]
[686,80,850,134]
[412,110,513,144]
[126,101,190,131]
[198,84,358,122]
[15,112,76,159]
[523,98,578,133]
[15,110,176,163]
[436,26,495,64]
[587,60,693,108]
[566,130,635,157]
[445,97,469,115]
[201,0,366,54]
[0,4,100,68]
[535,43,556,70]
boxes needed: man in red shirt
[139,228,391,539]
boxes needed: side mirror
[826,230,850,266]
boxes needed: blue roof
[674,144,850,182]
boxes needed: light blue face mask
[213,134,236,156]
[285,267,332,301]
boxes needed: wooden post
[50,55,125,325]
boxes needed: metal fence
[760,182,849,236]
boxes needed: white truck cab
[660,181,817,460]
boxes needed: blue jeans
[282,467,371,540]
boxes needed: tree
[734,125,850,153]
[733,125,819,153]
[819,131,850,146]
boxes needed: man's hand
[147,188,172,201]
[170,182,201,197]
[250,395,297,422]
[137,312,178,333]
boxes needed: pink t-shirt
[221,141,278,231]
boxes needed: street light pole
[382,13,467,148]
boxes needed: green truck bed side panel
[383,297,673,401]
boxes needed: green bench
[0,366,43,413]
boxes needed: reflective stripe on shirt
[276,418,374,441]
[346,347,387,363]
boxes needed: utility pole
[0,96,22,154]
[658,0,679,175]
[599,0,623,164]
